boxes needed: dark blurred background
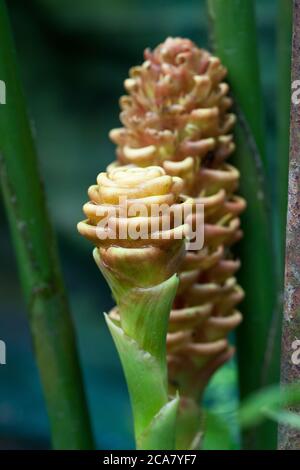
[0,0,275,449]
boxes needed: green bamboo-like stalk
[279,0,300,450]
[207,0,267,169]
[277,0,293,277]
[207,0,279,449]
[0,1,94,449]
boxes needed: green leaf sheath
[175,398,203,450]
[106,318,169,440]
[0,1,93,449]
[138,397,180,451]
[107,315,179,449]
[98,250,178,374]
[207,0,279,449]
[100,257,180,449]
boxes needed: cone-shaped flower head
[110,37,236,196]
[78,165,189,449]
[107,37,246,401]
[78,164,191,288]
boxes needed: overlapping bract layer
[78,36,246,404]
[109,37,246,399]
[78,165,189,288]
[110,37,236,196]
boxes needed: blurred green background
[0,0,276,449]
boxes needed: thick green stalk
[277,0,293,276]
[207,0,266,168]
[207,0,278,449]
[0,1,93,449]
[94,248,179,450]
[232,128,278,449]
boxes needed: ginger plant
[78,37,246,450]
[78,165,191,449]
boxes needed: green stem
[277,0,293,278]
[94,248,179,450]
[207,0,279,449]
[207,0,267,169]
[233,127,278,449]
[0,1,93,449]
